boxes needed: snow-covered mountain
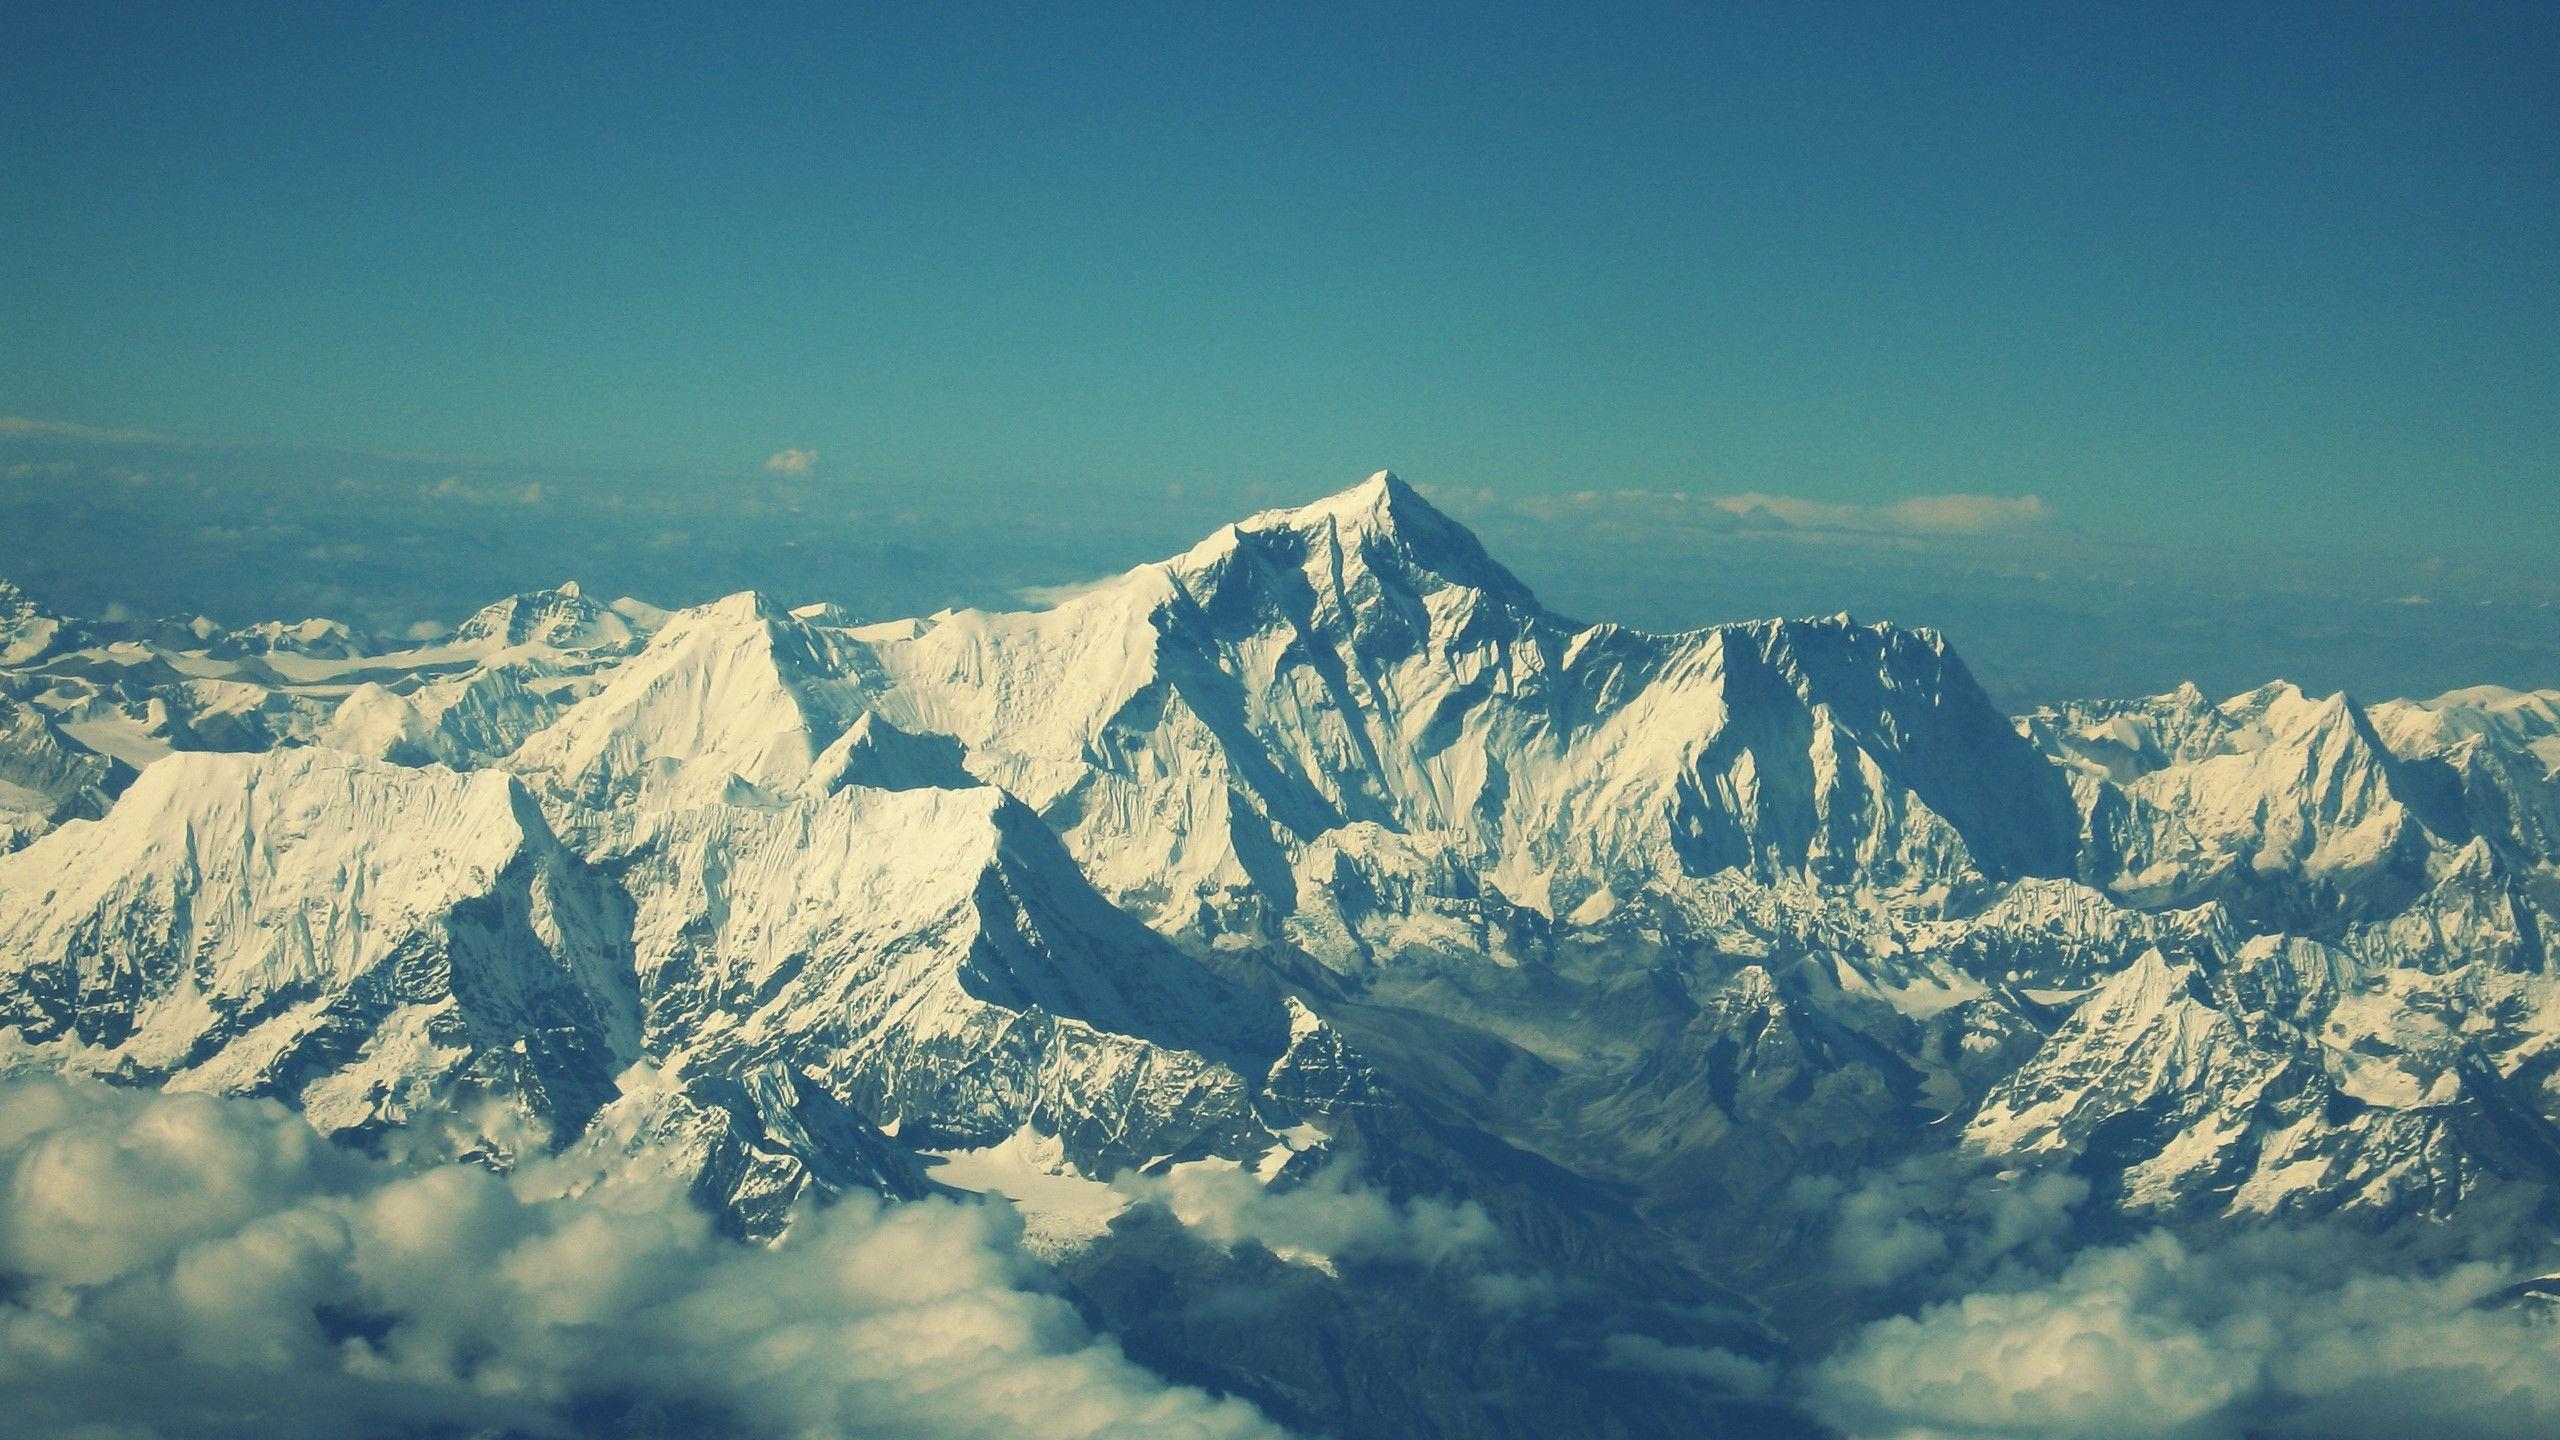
[4,472,2558,1437]
[0,747,638,1149]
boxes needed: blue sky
[1,3,2554,701]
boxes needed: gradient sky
[2,3,2555,701]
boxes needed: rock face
[3,473,2560,1433]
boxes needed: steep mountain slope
[843,474,2080,942]
[509,588,860,807]
[0,690,115,851]
[0,747,637,1149]
[492,475,2079,965]
[606,779,1312,1174]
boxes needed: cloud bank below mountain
[0,1075,1282,1440]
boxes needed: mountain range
[4,473,2557,1438]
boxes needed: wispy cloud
[1011,573,1132,609]
[1722,490,2053,535]
[764,447,820,477]
[0,416,182,446]
[1431,485,2057,539]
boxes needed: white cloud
[1012,572,1134,609]
[1708,489,2056,535]
[1115,1159,1499,1272]
[764,448,820,477]
[418,474,550,506]
[1790,1161,2090,1290]
[0,1075,1285,1440]
[1811,1234,2255,1439]
[1806,1228,2560,1440]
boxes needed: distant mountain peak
[455,580,636,650]
[0,576,47,620]
[0,577,66,667]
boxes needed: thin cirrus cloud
[1428,485,2058,540]
[1716,490,2054,536]
[0,416,182,446]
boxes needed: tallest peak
[1353,469,1435,518]
[1246,468,1452,541]
[1289,468,1436,525]
[1175,469,1541,612]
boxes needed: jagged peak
[1161,470,1542,614]
[807,711,977,796]
[789,600,862,626]
[2220,679,2315,722]
[1230,469,1444,543]
[0,578,69,666]
[2066,948,2227,1032]
[1650,611,1958,669]
[2229,684,2390,756]
[455,580,634,649]
[680,589,794,628]
[0,576,50,620]
[1719,613,1991,705]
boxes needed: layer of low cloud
[1784,1151,2560,1440]
[1598,1334,1776,1397]
[1807,1229,2560,1440]
[1115,1159,1500,1271]
[0,1075,1282,1440]
[1790,1159,2091,1290]
[1713,489,2053,535]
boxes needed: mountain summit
[1161,469,1546,616]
